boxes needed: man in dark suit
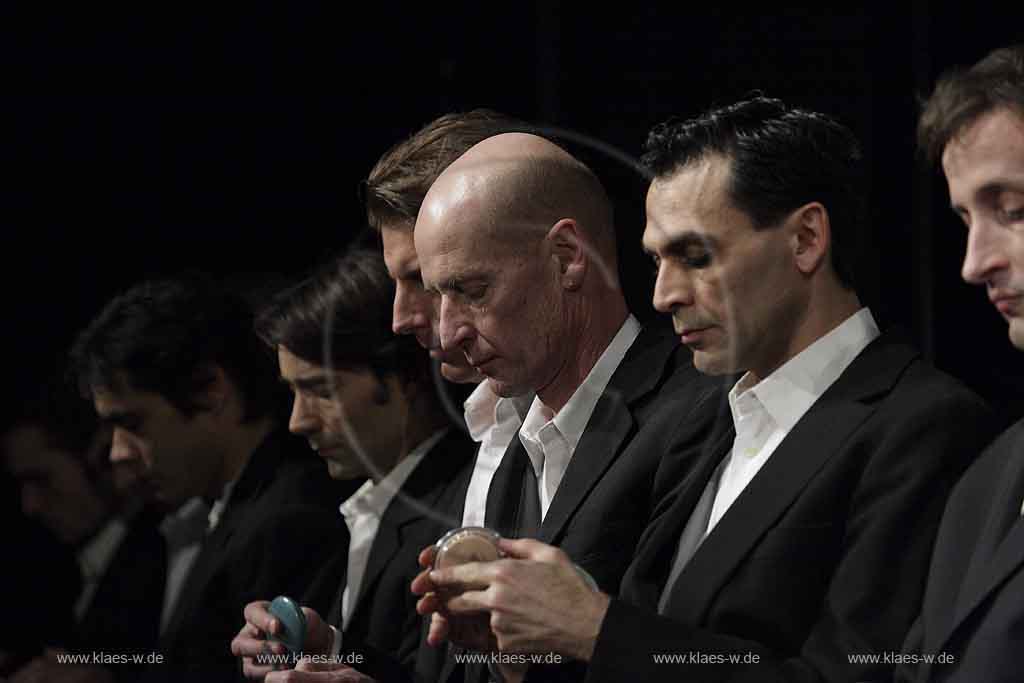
[421,97,996,683]
[2,387,165,683]
[68,274,351,682]
[237,111,540,683]
[896,45,1024,682]
[232,248,477,682]
[410,131,719,683]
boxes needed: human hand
[232,600,334,679]
[426,538,609,661]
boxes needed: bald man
[418,99,996,683]
[412,133,721,682]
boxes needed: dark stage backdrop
[4,2,1023,420]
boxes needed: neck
[215,415,276,497]
[375,393,447,484]
[538,294,629,414]
[751,285,862,383]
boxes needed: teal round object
[268,595,307,655]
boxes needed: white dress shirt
[73,517,127,621]
[460,382,533,528]
[338,428,447,628]
[704,308,880,537]
[518,315,642,518]
[328,429,448,654]
[158,497,210,633]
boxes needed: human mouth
[679,326,714,345]
[991,293,1021,316]
[310,442,342,458]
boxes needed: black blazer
[73,510,167,681]
[148,429,356,683]
[897,418,1024,683]
[436,324,722,683]
[325,428,476,682]
[507,324,718,591]
[588,332,996,683]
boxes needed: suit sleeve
[232,501,347,617]
[587,390,993,683]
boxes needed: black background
[4,1,1023,417]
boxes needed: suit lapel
[939,438,1024,653]
[623,424,734,611]
[539,389,635,544]
[538,327,677,545]
[159,430,288,644]
[347,504,416,623]
[347,430,473,626]
[660,334,916,624]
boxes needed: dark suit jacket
[147,429,355,683]
[323,428,476,683]
[73,510,167,682]
[511,324,717,591]
[897,418,1024,683]
[435,324,722,683]
[588,332,996,683]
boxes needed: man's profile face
[278,346,405,481]
[93,383,218,507]
[381,224,482,384]
[416,201,564,399]
[2,425,108,545]
[644,155,804,379]
[943,107,1024,351]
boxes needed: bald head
[418,132,617,267]
[412,133,628,409]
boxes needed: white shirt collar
[340,428,448,520]
[728,308,881,433]
[78,516,127,583]
[207,476,238,533]
[463,381,533,443]
[160,497,210,550]
[519,314,642,472]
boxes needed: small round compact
[432,526,502,569]
[267,595,306,656]
[432,526,503,649]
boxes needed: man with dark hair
[898,45,1024,682]
[419,97,995,683]
[232,248,476,682]
[2,383,165,683]
[69,275,348,682]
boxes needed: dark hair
[918,45,1024,165]
[3,366,114,502]
[365,109,528,231]
[642,96,865,290]
[255,247,428,387]
[6,370,101,463]
[69,274,281,421]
